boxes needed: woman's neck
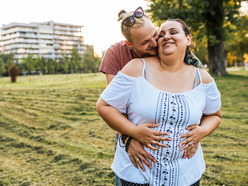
[159,55,186,73]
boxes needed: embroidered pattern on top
[150,92,190,186]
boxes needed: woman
[96,19,221,186]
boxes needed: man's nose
[150,38,158,47]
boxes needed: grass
[0,74,114,185]
[0,69,247,185]
[200,69,248,186]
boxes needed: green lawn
[0,69,247,185]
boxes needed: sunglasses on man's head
[122,6,144,27]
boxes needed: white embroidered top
[100,59,221,186]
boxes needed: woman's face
[158,21,191,57]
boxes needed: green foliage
[37,57,48,74]
[192,34,208,65]
[148,0,242,37]
[0,45,101,76]
[0,58,5,76]
[14,46,101,75]
[147,0,245,75]
[21,54,36,73]
[18,55,57,75]
[46,58,58,74]
[225,14,248,64]
[0,53,14,63]
[59,45,101,74]
[82,45,101,73]
[59,54,70,73]
[71,46,81,73]
[0,53,14,76]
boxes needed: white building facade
[0,21,87,62]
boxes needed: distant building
[0,20,90,62]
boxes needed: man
[99,7,158,84]
[99,6,198,186]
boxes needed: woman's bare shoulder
[121,58,145,78]
[121,57,159,77]
[199,68,213,84]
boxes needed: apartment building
[0,21,87,62]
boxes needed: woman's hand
[179,124,204,152]
[182,142,199,159]
[134,123,172,150]
[179,111,222,158]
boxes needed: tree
[71,46,81,73]
[4,60,14,76]
[82,45,100,73]
[46,58,58,74]
[147,0,245,76]
[225,14,248,66]
[0,58,5,76]
[59,53,70,74]
[0,53,14,76]
[36,57,48,74]
[227,51,240,66]
[191,31,208,65]
[21,54,36,74]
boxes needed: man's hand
[127,138,157,172]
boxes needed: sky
[1,1,247,57]
[0,0,149,56]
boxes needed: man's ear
[125,40,133,48]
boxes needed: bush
[9,64,19,82]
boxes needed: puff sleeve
[100,71,136,114]
[203,79,221,115]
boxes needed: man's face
[129,18,159,58]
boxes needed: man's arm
[105,73,115,85]
[104,73,158,171]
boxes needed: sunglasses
[122,6,144,27]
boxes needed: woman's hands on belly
[133,123,172,150]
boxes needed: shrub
[9,64,19,82]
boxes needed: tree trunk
[208,41,227,76]
[206,0,227,76]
